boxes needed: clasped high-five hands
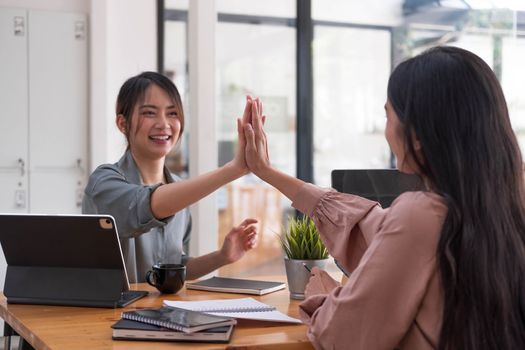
[233,95,271,177]
[233,96,340,299]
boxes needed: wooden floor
[217,182,342,278]
[218,183,288,278]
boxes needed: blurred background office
[161,0,525,277]
[0,0,524,282]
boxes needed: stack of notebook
[112,306,236,342]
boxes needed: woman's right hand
[304,267,340,298]
[244,98,305,200]
[230,96,253,176]
[244,98,270,177]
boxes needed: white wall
[90,0,157,170]
[0,0,88,13]
[188,0,218,258]
[0,0,157,170]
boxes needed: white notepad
[163,297,302,324]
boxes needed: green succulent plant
[279,216,329,260]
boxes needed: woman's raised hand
[244,97,270,176]
[231,96,254,175]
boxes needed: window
[216,15,296,277]
[398,2,525,150]
[312,25,392,186]
[161,0,525,277]
[162,1,296,277]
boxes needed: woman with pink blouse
[241,47,525,349]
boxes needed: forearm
[257,166,306,202]
[184,251,228,280]
[151,162,242,219]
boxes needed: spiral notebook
[163,297,302,324]
[121,306,236,333]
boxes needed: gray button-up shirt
[82,150,191,283]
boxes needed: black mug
[146,263,186,294]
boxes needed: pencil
[302,262,312,273]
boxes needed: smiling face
[117,84,182,162]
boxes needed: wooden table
[0,278,314,350]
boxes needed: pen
[302,263,312,273]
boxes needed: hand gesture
[220,218,258,264]
[304,267,340,298]
[230,96,254,175]
[244,98,270,176]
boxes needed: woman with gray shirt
[83,72,258,283]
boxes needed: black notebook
[111,319,234,342]
[186,277,286,295]
[121,306,236,333]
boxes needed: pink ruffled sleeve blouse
[292,183,448,350]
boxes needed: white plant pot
[284,258,328,300]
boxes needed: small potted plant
[279,215,329,300]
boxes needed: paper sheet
[163,297,302,324]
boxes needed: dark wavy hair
[116,71,184,146]
[388,46,525,349]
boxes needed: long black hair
[388,46,525,349]
[116,71,184,145]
